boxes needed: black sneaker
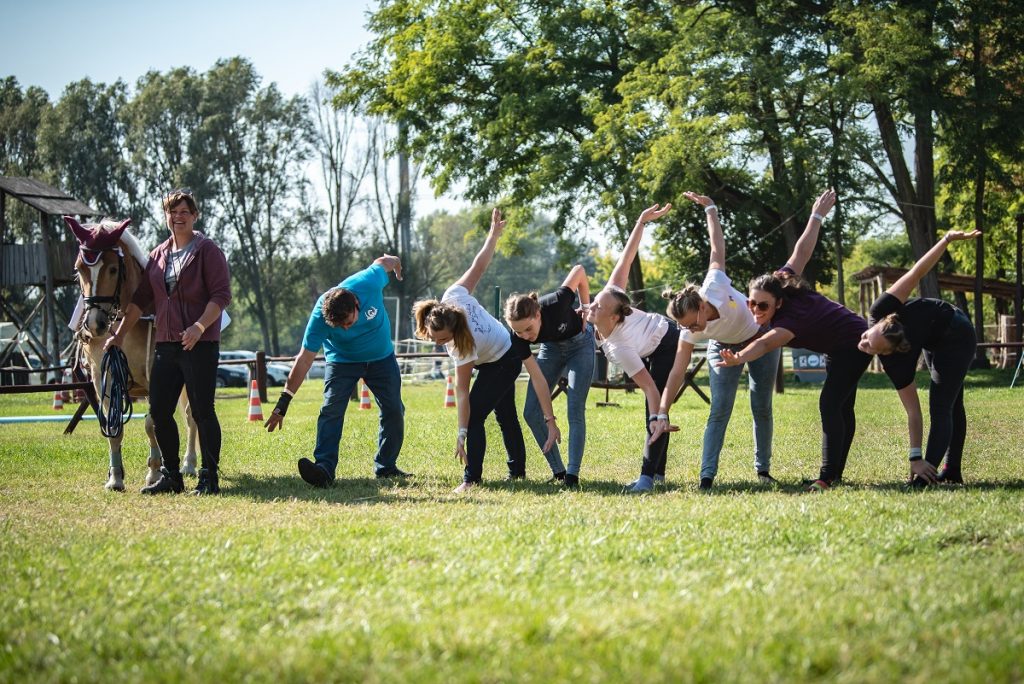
[505,473,526,482]
[140,467,184,495]
[547,471,567,484]
[936,469,963,485]
[757,471,779,486]
[298,458,331,488]
[376,467,412,479]
[191,468,220,496]
[699,477,714,491]
[563,474,579,489]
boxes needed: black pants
[464,347,527,483]
[924,310,976,471]
[818,345,872,482]
[641,324,681,478]
[150,341,221,473]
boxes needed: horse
[64,216,199,491]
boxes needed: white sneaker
[452,481,478,494]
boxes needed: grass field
[1,369,1023,683]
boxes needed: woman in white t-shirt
[586,202,687,493]
[649,192,781,491]
[413,209,560,493]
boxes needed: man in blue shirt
[265,255,407,486]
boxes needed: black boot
[191,468,220,496]
[140,467,184,495]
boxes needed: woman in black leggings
[859,229,981,485]
[717,190,872,491]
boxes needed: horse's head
[64,216,137,338]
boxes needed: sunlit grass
[1,370,1022,682]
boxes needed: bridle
[78,246,127,337]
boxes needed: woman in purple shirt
[717,189,870,491]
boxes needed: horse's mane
[96,218,149,267]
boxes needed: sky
[4,0,466,215]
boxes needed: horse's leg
[105,433,126,492]
[180,392,198,476]
[144,412,163,485]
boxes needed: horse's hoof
[105,467,125,492]
[145,469,162,486]
[181,462,198,477]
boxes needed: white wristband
[812,212,826,223]
[282,387,295,397]
[909,447,923,461]
[704,204,717,214]
[457,427,468,439]
[193,321,206,334]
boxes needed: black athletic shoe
[376,467,412,479]
[140,467,184,495]
[908,476,932,489]
[297,458,331,488]
[937,469,963,485]
[505,473,526,482]
[563,474,579,489]
[699,477,714,491]
[757,471,779,486]
[191,468,220,496]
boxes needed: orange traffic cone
[444,375,456,408]
[52,390,64,411]
[359,381,372,409]
[247,380,264,422]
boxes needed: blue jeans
[523,324,596,476]
[312,353,405,479]
[701,340,780,480]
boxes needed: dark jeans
[641,324,681,478]
[818,345,872,482]
[313,354,405,479]
[464,347,527,483]
[150,341,221,473]
[924,310,976,471]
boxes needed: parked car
[215,364,249,388]
[306,360,326,379]
[218,350,290,386]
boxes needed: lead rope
[98,346,134,439]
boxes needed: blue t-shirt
[301,264,394,363]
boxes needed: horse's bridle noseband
[79,246,127,336]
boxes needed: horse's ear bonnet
[63,216,132,266]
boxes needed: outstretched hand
[637,203,672,225]
[264,412,284,432]
[378,253,403,280]
[490,207,507,236]
[542,423,562,454]
[943,230,982,243]
[811,188,837,219]
[682,192,714,208]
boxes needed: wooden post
[38,210,61,377]
[255,350,268,403]
[1016,214,1022,346]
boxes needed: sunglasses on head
[748,300,772,312]
[165,187,193,200]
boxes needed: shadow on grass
[221,472,435,506]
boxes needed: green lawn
[1,370,1023,683]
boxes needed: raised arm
[886,230,981,303]
[373,254,404,281]
[682,192,724,272]
[786,189,836,276]
[562,264,591,306]
[454,208,505,295]
[607,203,672,290]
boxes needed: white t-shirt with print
[598,309,669,377]
[680,268,760,345]
[441,284,511,366]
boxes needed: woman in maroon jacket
[106,189,232,495]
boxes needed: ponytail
[413,299,476,358]
[504,292,540,322]
[877,313,913,354]
[662,284,702,323]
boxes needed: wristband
[282,387,295,397]
[273,393,292,417]
[908,447,923,462]
[544,415,557,423]
[704,204,717,214]
[812,213,826,223]
[457,427,468,439]
[193,321,206,334]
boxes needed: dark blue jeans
[150,341,220,473]
[312,353,405,479]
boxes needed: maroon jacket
[132,232,232,343]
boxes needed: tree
[198,58,315,355]
[0,77,51,242]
